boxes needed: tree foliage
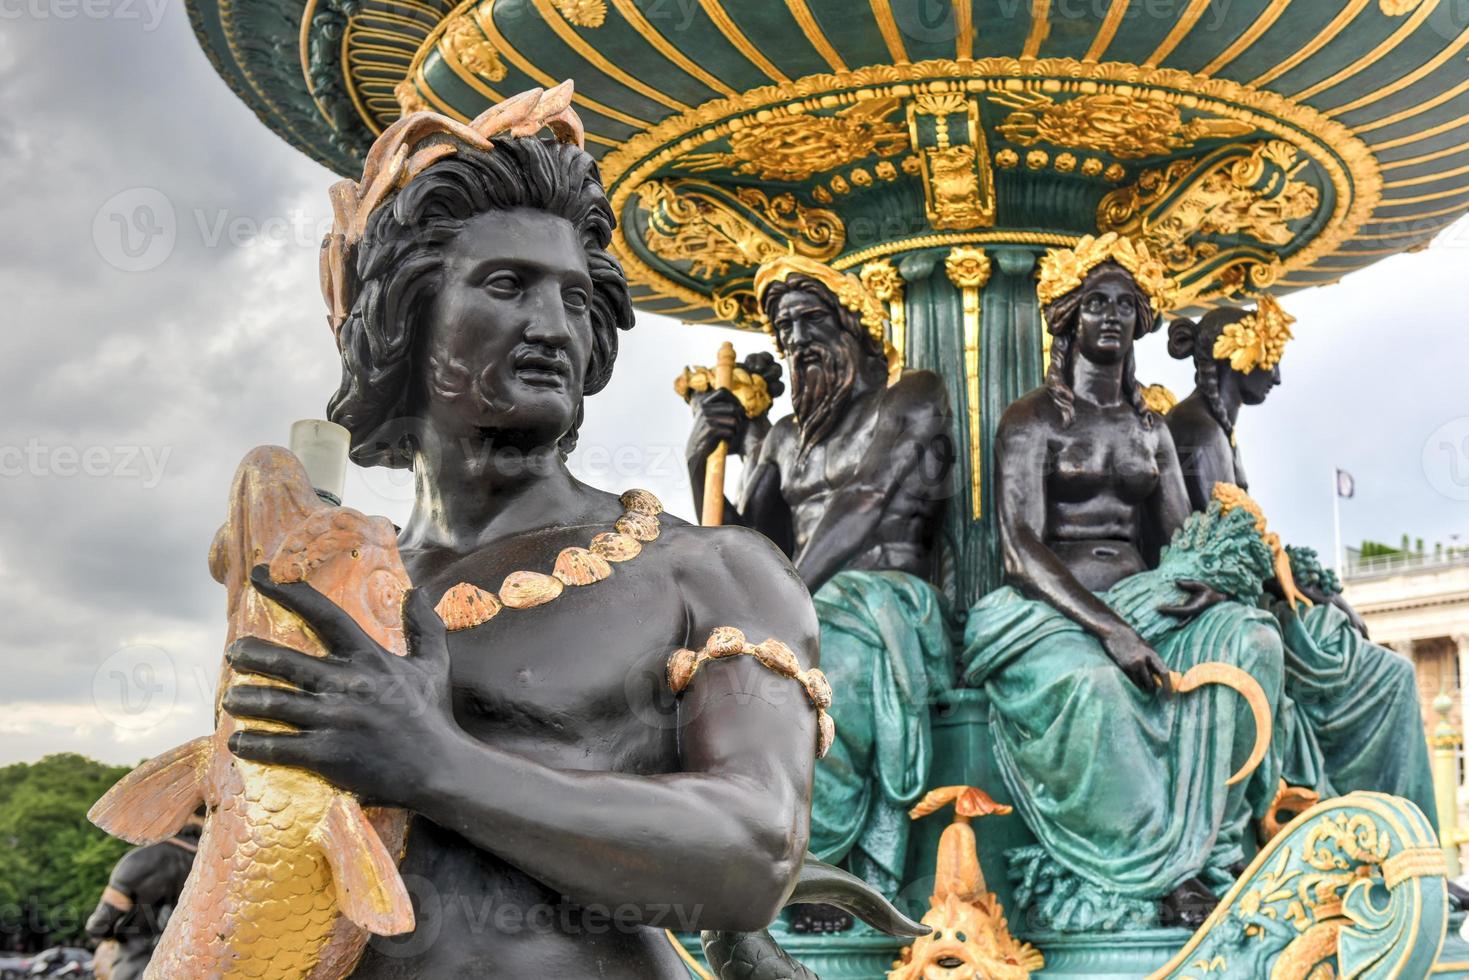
[0,754,132,951]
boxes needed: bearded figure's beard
[790,344,855,462]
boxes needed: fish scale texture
[145,755,348,979]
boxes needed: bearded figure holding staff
[683,256,955,930]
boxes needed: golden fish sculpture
[89,446,415,978]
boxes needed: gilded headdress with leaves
[319,82,585,341]
[753,254,888,349]
[1212,293,1295,373]
[1036,232,1178,318]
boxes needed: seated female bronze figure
[1165,300,1435,827]
[962,234,1290,931]
[207,86,911,978]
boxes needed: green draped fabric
[808,570,954,892]
[962,585,1285,897]
[1276,601,1437,827]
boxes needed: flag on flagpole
[1335,468,1355,499]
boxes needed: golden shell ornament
[664,627,837,760]
[435,583,503,632]
[618,488,663,515]
[590,531,643,562]
[553,547,612,586]
[614,511,661,542]
[500,570,564,609]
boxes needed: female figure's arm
[994,403,1169,692]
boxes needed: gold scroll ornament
[909,92,995,231]
[638,179,844,279]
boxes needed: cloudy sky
[0,4,1465,766]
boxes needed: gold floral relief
[677,98,908,182]
[440,16,507,81]
[552,0,606,27]
[991,90,1255,160]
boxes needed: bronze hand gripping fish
[90,446,415,979]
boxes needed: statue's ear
[1166,316,1198,357]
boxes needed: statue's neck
[1072,356,1125,407]
[399,435,587,553]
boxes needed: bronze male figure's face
[771,287,868,453]
[418,206,595,450]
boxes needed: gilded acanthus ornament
[1036,232,1178,315]
[1098,142,1319,295]
[551,0,606,28]
[992,90,1254,160]
[677,98,907,182]
[1212,293,1295,373]
[638,179,844,279]
[1150,793,1448,980]
[440,16,507,81]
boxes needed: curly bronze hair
[327,136,634,467]
[1041,261,1160,428]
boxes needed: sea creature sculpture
[889,785,1043,980]
[89,446,414,979]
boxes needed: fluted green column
[877,244,1044,610]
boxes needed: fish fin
[316,795,416,936]
[89,736,210,844]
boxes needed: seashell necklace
[433,488,662,632]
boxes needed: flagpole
[1332,468,1345,576]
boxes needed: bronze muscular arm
[686,389,795,554]
[223,527,817,932]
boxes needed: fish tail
[89,736,211,844]
[313,795,416,936]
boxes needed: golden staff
[674,343,776,528]
[701,341,736,526]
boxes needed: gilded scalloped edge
[666,627,835,758]
[598,57,1381,315]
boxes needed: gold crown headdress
[753,255,888,350]
[1212,293,1295,373]
[320,82,585,341]
[1035,232,1178,321]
